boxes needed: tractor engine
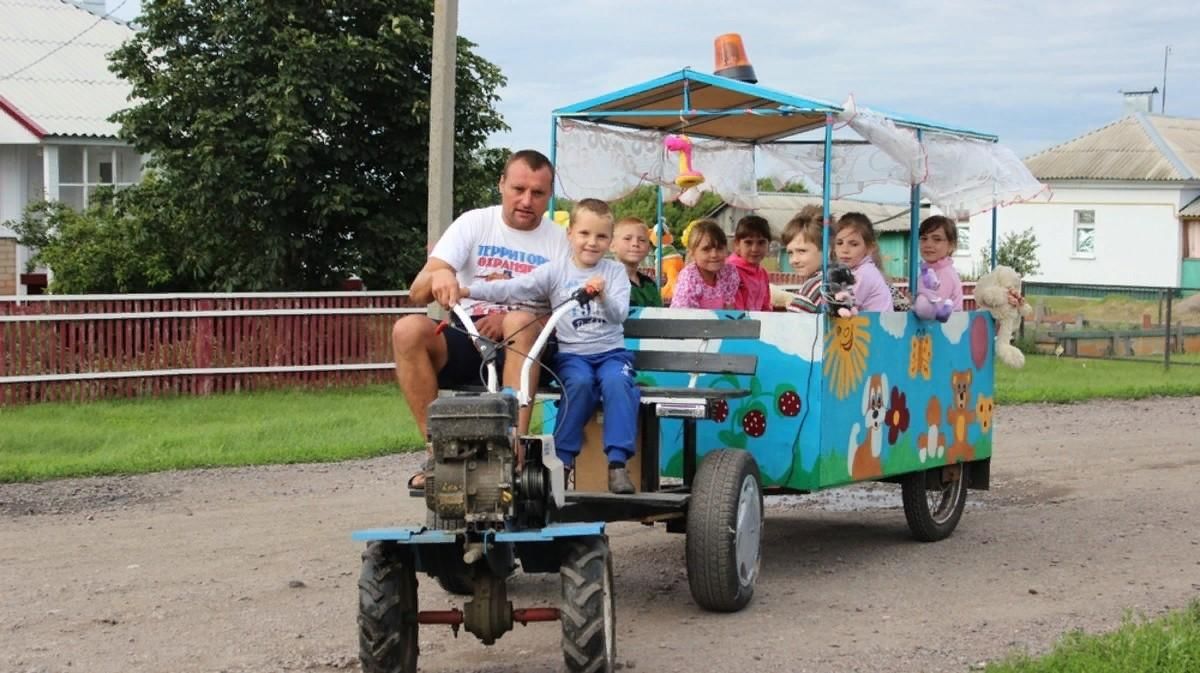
[424,394,518,527]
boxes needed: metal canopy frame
[550,68,1004,291]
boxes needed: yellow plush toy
[648,225,684,302]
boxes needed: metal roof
[553,68,997,143]
[554,69,842,143]
[1182,195,1200,218]
[1025,113,1200,182]
[0,0,135,139]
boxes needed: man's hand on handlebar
[474,313,506,341]
[429,268,462,308]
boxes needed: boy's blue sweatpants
[552,348,640,466]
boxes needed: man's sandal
[407,456,433,494]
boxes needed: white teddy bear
[974,265,1033,368]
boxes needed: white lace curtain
[553,113,1047,215]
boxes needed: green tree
[756,177,808,193]
[608,185,724,241]
[9,187,175,294]
[107,0,508,290]
[980,227,1041,276]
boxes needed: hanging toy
[649,226,685,302]
[664,134,705,190]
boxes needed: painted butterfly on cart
[909,330,932,380]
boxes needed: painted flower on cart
[824,315,871,399]
[885,386,910,444]
[976,393,994,433]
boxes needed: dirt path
[3,398,1199,673]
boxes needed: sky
[106,0,1200,160]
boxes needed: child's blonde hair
[682,219,727,255]
[780,205,825,250]
[570,198,613,226]
[614,215,647,233]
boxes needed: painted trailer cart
[353,67,1045,673]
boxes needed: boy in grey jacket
[462,199,638,494]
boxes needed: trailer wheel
[560,536,616,673]
[358,542,418,673]
[424,509,473,596]
[686,449,763,613]
[901,463,967,542]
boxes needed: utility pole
[1161,45,1171,114]
[427,0,458,253]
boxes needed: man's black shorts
[434,314,558,389]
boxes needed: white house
[967,112,1200,289]
[0,0,142,295]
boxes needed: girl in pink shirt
[670,219,740,310]
[913,215,964,321]
[834,212,893,312]
[726,215,773,311]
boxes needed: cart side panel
[627,308,824,491]
[816,311,995,490]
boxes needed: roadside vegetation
[3,354,1200,482]
[988,602,1200,673]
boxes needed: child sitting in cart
[670,219,740,309]
[611,216,663,308]
[834,212,893,312]
[727,215,774,311]
[459,198,640,494]
[781,205,826,313]
[912,215,964,321]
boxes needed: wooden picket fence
[0,276,976,406]
[0,292,421,406]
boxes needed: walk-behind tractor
[353,290,616,673]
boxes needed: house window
[1185,220,1200,259]
[1073,210,1095,257]
[956,225,970,254]
[98,162,114,184]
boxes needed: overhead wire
[1,0,131,82]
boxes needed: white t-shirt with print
[430,205,571,316]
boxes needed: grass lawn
[997,354,1200,404]
[987,602,1200,673]
[1029,294,1200,328]
[0,385,422,482]
[2,355,1200,482]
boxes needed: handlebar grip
[573,284,601,305]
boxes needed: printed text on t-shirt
[475,245,551,277]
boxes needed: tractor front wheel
[358,542,418,673]
[560,536,616,673]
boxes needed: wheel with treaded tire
[685,448,763,613]
[560,536,616,673]
[358,541,418,673]
[901,463,968,542]
[424,509,473,596]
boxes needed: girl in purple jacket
[913,215,964,321]
[833,212,893,312]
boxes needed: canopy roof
[553,69,996,143]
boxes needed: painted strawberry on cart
[711,375,803,447]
